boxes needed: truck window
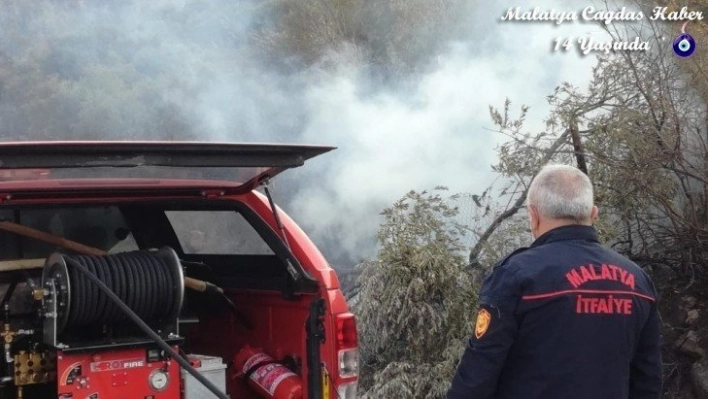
[165,210,274,255]
[0,206,139,259]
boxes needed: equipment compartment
[0,202,318,399]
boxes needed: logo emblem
[673,21,696,58]
[475,308,491,339]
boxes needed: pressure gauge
[148,369,170,392]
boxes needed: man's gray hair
[527,164,594,222]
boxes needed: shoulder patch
[474,308,492,339]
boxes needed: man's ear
[590,205,599,222]
[529,204,540,230]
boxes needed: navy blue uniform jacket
[447,225,662,399]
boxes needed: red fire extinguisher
[234,345,303,399]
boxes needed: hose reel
[41,247,184,348]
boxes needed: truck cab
[0,141,357,399]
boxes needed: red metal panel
[237,191,354,399]
[56,347,180,399]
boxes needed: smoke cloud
[0,0,605,266]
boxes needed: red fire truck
[0,142,357,399]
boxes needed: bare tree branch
[468,129,571,267]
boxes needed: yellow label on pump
[322,365,331,398]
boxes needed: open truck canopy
[0,140,358,399]
[0,141,335,193]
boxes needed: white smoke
[0,0,612,265]
[284,2,603,264]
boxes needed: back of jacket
[447,225,662,399]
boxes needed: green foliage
[475,213,530,269]
[253,0,467,79]
[355,188,477,398]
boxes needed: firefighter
[447,164,662,399]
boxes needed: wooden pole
[0,221,208,292]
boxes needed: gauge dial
[149,369,170,392]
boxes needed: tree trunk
[569,116,588,174]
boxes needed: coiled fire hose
[63,256,229,399]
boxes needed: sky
[0,0,628,266]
